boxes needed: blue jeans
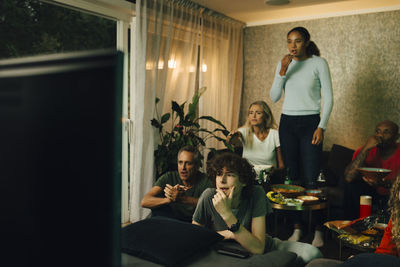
[279,114,322,188]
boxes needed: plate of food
[271,184,305,198]
[285,198,304,207]
[357,167,391,182]
[373,223,388,231]
[305,189,322,197]
[297,195,319,204]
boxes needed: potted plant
[151,87,232,177]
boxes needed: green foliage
[0,0,116,59]
[152,88,233,176]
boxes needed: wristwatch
[228,220,241,233]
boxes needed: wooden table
[271,201,329,234]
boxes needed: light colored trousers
[273,237,323,265]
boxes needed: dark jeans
[279,114,322,188]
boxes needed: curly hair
[243,101,276,148]
[207,152,255,198]
[389,174,400,248]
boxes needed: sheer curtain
[130,0,244,222]
[199,13,244,154]
[130,0,200,222]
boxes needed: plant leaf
[151,118,161,128]
[172,101,185,122]
[198,116,227,129]
[212,128,230,136]
[160,113,170,124]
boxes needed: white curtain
[130,0,244,222]
[199,13,244,155]
[130,0,200,222]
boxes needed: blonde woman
[228,101,284,172]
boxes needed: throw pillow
[121,217,223,266]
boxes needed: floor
[268,214,366,262]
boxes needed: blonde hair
[242,101,276,148]
[389,174,400,248]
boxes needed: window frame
[42,0,136,223]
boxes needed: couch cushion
[339,253,400,267]
[326,144,355,186]
[121,217,223,267]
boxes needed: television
[0,50,123,267]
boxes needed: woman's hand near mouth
[279,54,293,76]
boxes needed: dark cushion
[121,217,224,267]
[339,253,400,267]
[325,144,355,186]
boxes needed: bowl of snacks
[305,189,322,197]
[297,195,319,204]
[357,167,391,182]
[271,184,305,198]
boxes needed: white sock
[288,228,302,242]
[312,230,324,247]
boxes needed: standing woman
[228,101,284,176]
[270,27,333,246]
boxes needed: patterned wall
[242,10,400,151]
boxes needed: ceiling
[191,0,400,26]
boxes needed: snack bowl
[305,189,322,197]
[271,184,305,198]
[285,198,304,207]
[357,167,391,182]
[373,223,388,231]
[297,195,319,204]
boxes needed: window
[0,0,116,59]
[1,0,135,223]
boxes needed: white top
[238,128,280,167]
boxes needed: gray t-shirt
[192,185,275,252]
[154,171,211,220]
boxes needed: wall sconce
[168,59,177,69]
[158,61,164,69]
[145,62,153,70]
[201,64,207,72]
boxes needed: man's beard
[377,141,393,150]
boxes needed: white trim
[117,20,131,224]
[44,0,135,22]
[246,5,400,27]
[40,0,136,223]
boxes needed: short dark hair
[178,146,201,166]
[207,152,255,198]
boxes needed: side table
[271,201,329,235]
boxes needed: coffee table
[271,200,329,235]
[324,220,383,260]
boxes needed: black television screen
[0,50,123,267]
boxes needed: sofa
[321,144,355,219]
[121,217,297,267]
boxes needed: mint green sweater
[270,55,333,130]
